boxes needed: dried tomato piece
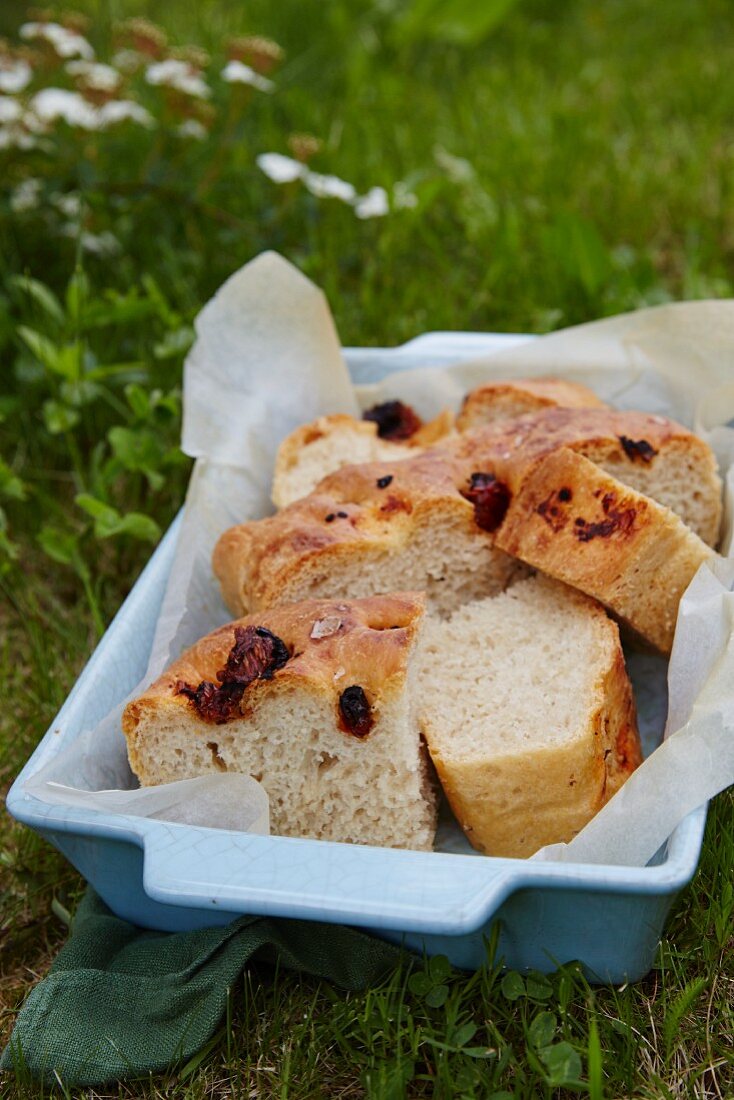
[460,472,511,532]
[176,625,290,723]
[618,435,657,463]
[338,685,374,738]
[363,400,422,441]
[175,679,246,724]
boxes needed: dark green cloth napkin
[2,888,405,1086]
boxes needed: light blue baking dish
[6,333,708,983]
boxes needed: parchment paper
[26,253,734,865]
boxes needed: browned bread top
[456,377,604,431]
[123,591,426,733]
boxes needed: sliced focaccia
[417,574,642,857]
[272,406,454,508]
[456,376,604,431]
[122,593,437,851]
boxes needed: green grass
[2,0,734,1094]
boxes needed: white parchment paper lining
[25,252,734,869]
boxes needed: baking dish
[6,332,708,982]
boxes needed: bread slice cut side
[417,575,641,857]
[272,409,455,508]
[457,406,722,546]
[122,593,437,851]
[493,447,713,654]
[216,453,525,619]
[456,377,604,431]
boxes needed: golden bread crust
[123,591,425,740]
[214,406,718,653]
[457,377,604,431]
[423,608,641,857]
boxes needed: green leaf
[428,954,452,983]
[125,383,151,420]
[425,983,449,1008]
[0,506,18,561]
[112,511,160,542]
[501,971,525,1001]
[451,1022,477,1048]
[528,1011,556,1049]
[663,976,707,1059]
[17,326,63,374]
[153,325,194,360]
[75,495,160,542]
[107,425,165,489]
[0,458,27,501]
[526,972,554,1001]
[408,971,433,997]
[539,1041,583,1086]
[588,1017,603,1100]
[8,275,65,328]
[42,400,80,434]
[66,268,89,325]
[60,378,101,407]
[396,0,521,45]
[38,524,79,567]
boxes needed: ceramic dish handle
[141,824,518,935]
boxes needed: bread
[273,378,601,508]
[417,575,641,857]
[122,593,437,851]
[272,408,454,508]
[215,407,715,652]
[452,406,722,546]
[214,449,527,620]
[456,377,604,431]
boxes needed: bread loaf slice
[418,575,641,857]
[454,406,722,546]
[272,408,454,508]
[122,593,437,851]
[215,408,715,652]
[456,377,604,431]
[215,450,526,620]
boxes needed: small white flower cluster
[31,88,155,130]
[9,177,123,256]
[0,56,32,94]
[145,59,210,99]
[221,60,274,93]
[66,60,122,93]
[256,153,417,219]
[20,21,94,61]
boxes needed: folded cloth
[1,888,405,1087]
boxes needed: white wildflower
[20,22,94,61]
[10,177,43,212]
[256,152,305,183]
[30,88,99,129]
[176,118,207,140]
[0,57,32,94]
[0,127,39,150]
[97,100,154,128]
[303,171,356,203]
[145,59,210,99]
[221,60,274,93]
[80,230,121,256]
[354,186,389,219]
[52,191,82,218]
[0,96,22,124]
[112,49,142,73]
[66,60,121,93]
[433,145,475,183]
[394,181,418,210]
